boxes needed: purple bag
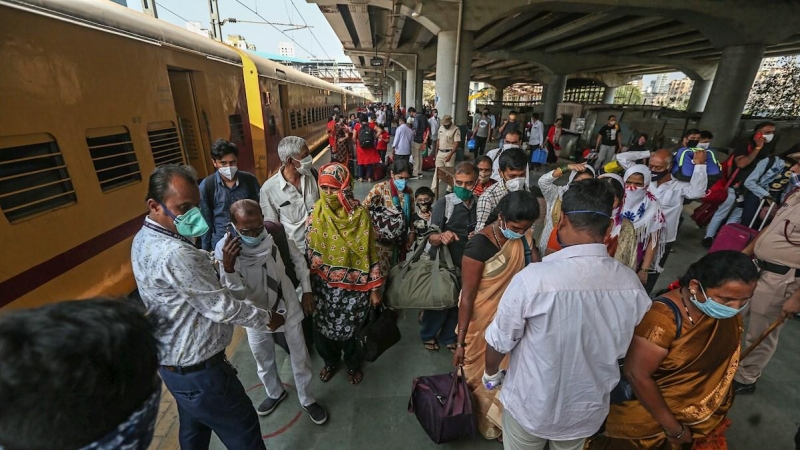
[408,367,477,443]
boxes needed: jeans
[741,191,768,229]
[705,188,742,238]
[313,327,362,371]
[246,320,315,407]
[359,164,374,180]
[644,242,673,295]
[394,154,410,165]
[475,136,488,156]
[159,361,266,450]
[419,306,458,345]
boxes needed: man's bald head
[229,199,262,225]
[651,149,673,166]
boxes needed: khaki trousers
[412,141,424,176]
[430,149,455,195]
[502,412,586,450]
[735,270,799,384]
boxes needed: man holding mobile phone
[215,199,329,426]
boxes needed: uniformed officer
[735,151,800,394]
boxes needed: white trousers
[502,412,586,450]
[246,319,315,407]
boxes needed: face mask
[161,204,209,238]
[453,185,472,201]
[697,142,710,149]
[218,166,237,180]
[790,172,800,188]
[651,170,668,182]
[416,202,432,213]
[393,179,407,191]
[500,221,524,240]
[321,192,342,211]
[763,133,774,143]
[235,227,267,247]
[690,283,746,319]
[293,155,313,176]
[505,177,525,192]
[502,143,520,150]
[478,171,491,182]
[444,124,452,129]
[609,121,616,126]
[686,139,699,148]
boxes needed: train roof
[1,0,367,98]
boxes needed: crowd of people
[1,108,799,450]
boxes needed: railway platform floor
[147,158,800,450]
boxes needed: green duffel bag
[384,237,460,310]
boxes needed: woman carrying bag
[306,163,383,385]
[452,191,540,441]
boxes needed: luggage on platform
[408,367,477,444]
[709,198,776,253]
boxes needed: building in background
[185,21,211,38]
[278,42,295,58]
[226,34,256,51]
[653,73,670,94]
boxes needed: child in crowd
[375,125,390,166]
[407,187,435,254]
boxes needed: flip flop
[423,340,439,352]
[319,365,337,382]
[347,368,363,385]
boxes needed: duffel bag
[356,305,401,362]
[384,237,459,310]
[672,147,722,184]
[408,367,477,444]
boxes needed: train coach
[0,0,369,310]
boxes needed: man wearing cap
[431,115,461,194]
[735,151,800,395]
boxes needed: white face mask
[697,142,710,149]
[218,166,237,180]
[763,133,774,143]
[293,155,313,176]
[502,143,520,150]
[505,177,526,192]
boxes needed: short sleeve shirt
[598,124,620,146]
[731,139,768,184]
[475,116,492,138]
[501,121,520,140]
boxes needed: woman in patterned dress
[621,165,668,285]
[306,162,383,385]
[331,115,351,166]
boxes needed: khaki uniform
[735,188,800,384]
[431,126,461,194]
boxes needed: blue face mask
[393,178,407,192]
[500,221,524,240]
[690,283,747,319]
[235,226,267,247]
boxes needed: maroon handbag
[408,367,477,443]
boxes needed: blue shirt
[199,171,260,250]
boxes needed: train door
[167,70,210,177]
[278,84,289,137]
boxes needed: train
[0,0,370,311]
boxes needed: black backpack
[358,124,375,148]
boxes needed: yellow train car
[0,0,368,311]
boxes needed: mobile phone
[754,132,763,140]
[227,223,237,238]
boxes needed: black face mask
[444,124,452,129]
[651,170,669,181]
[686,139,699,148]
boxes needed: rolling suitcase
[709,199,776,253]
[372,163,387,181]
[423,155,436,171]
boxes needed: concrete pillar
[454,31,474,126]
[543,74,567,125]
[687,78,713,113]
[492,87,504,104]
[394,78,403,106]
[435,30,458,118]
[602,86,617,104]
[388,84,396,107]
[405,69,417,110]
[698,45,765,146]
[414,70,424,110]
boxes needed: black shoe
[303,402,329,425]
[733,380,756,395]
[702,237,713,249]
[257,390,288,416]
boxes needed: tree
[423,81,436,106]
[745,56,800,117]
[614,85,643,105]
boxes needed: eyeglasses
[234,224,265,237]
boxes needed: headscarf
[307,163,382,291]
[80,389,160,450]
[598,172,624,238]
[622,164,667,271]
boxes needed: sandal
[446,343,458,354]
[423,340,439,352]
[319,365,337,382]
[347,368,363,385]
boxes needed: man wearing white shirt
[428,109,440,152]
[616,148,708,292]
[483,179,651,450]
[485,130,529,187]
[527,113,544,149]
[376,105,386,128]
[216,200,328,425]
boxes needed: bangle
[559,164,569,173]
[454,342,466,348]
[665,423,686,439]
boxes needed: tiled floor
[149,152,800,450]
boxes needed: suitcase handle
[748,198,777,231]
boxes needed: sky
[128,0,350,61]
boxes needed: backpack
[358,123,375,148]
[671,147,722,185]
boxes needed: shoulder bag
[384,233,459,310]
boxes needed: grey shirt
[475,115,492,138]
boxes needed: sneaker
[303,402,329,425]
[733,380,756,395]
[702,237,714,249]
[257,390,288,416]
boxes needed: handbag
[690,201,719,228]
[356,305,401,362]
[384,236,460,310]
[408,367,477,444]
[610,297,682,404]
[368,204,406,244]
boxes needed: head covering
[441,115,453,126]
[598,173,624,238]
[80,389,160,450]
[308,163,382,291]
[622,165,667,271]
[567,164,596,185]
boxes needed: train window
[85,126,142,192]
[306,109,311,126]
[228,115,245,147]
[290,111,297,130]
[302,109,307,127]
[0,133,77,222]
[147,122,185,166]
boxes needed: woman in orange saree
[588,251,759,450]
[452,191,540,440]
